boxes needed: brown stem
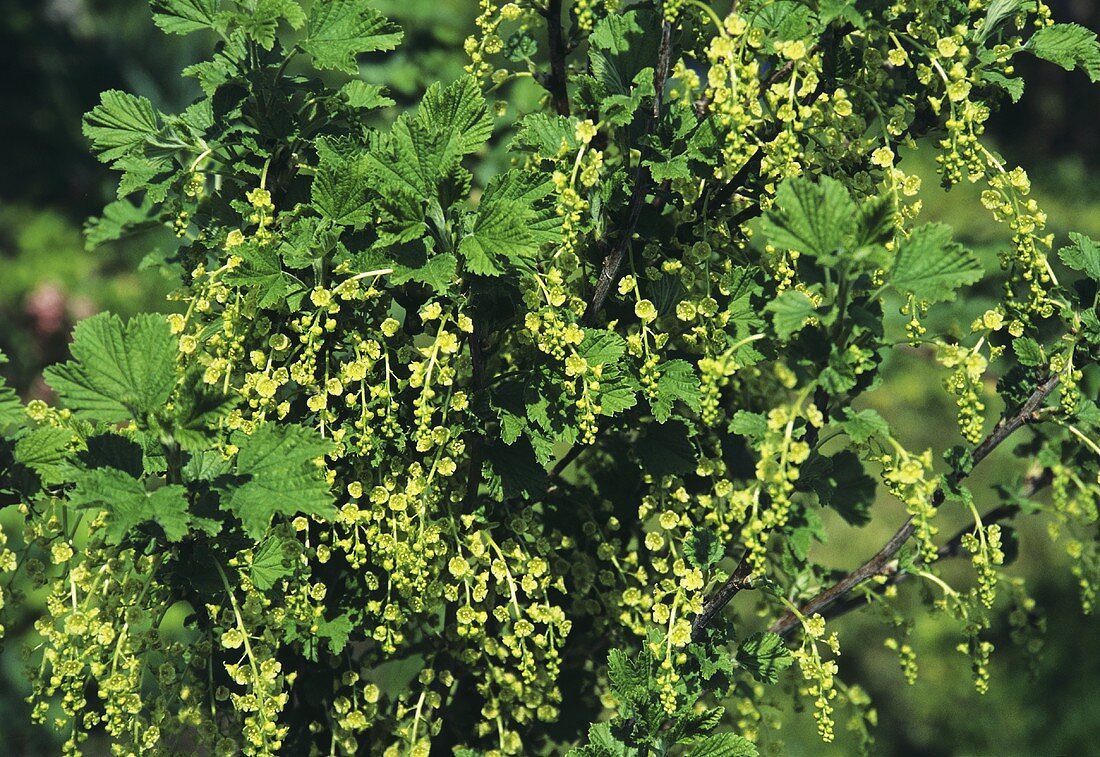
[812,470,1049,624]
[544,0,571,116]
[767,373,1061,638]
[691,554,754,642]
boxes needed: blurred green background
[1,1,1099,754]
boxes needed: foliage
[1,0,1100,755]
[0,205,175,394]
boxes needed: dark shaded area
[0,0,205,217]
[987,0,1100,167]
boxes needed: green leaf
[594,366,639,417]
[503,29,537,61]
[226,424,335,539]
[600,67,655,126]
[976,0,1033,44]
[238,0,306,48]
[761,176,856,262]
[459,200,535,276]
[150,0,220,35]
[737,632,793,684]
[729,410,767,442]
[574,721,638,756]
[390,251,457,294]
[44,313,177,424]
[688,630,738,682]
[688,732,758,757]
[890,223,982,303]
[1012,337,1044,367]
[84,197,156,251]
[183,35,245,95]
[651,360,701,422]
[647,155,692,183]
[339,81,395,110]
[0,393,21,432]
[589,11,660,97]
[114,154,174,200]
[842,408,889,444]
[981,70,1025,102]
[765,289,816,340]
[589,12,643,53]
[853,192,895,249]
[224,242,303,309]
[365,78,492,201]
[302,0,403,74]
[312,136,372,226]
[817,0,865,28]
[667,706,725,744]
[69,468,195,544]
[686,527,724,569]
[579,330,627,366]
[14,427,74,483]
[606,647,656,719]
[170,378,238,451]
[512,113,578,158]
[251,535,296,590]
[806,450,876,526]
[0,354,22,432]
[754,0,814,41]
[1075,399,1100,431]
[316,613,354,654]
[83,90,163,163]
[1058,232,1100,279]
[417,76,495,158]
[479,170,561,245]
[1026,23,1100,81]
[686,116,722,165]
[355,157,427,240]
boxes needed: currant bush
[2,0,1100,754]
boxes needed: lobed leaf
[765,289,817,340]
[459,200,535,276]
[1058,232,1100,279]
[303,0,403,74]
[761,176,856,262]
[150,0,220,35]
[1026,23,1100,81]
[737,632,794,684]
[44,313,177,424]
[69,468,197,544]
[83,90,163,164]
[890,223,982,303]
[0,352,22,432]
[651,360,701,422]
[226,424,335,539]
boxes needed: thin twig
[691,554,754,642]
[692,29,848,216]
[767,373,1061,638]
[549,443,584,479]
[582,20,674,324]
[460,314,491,513]
[816,470,1049,624]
